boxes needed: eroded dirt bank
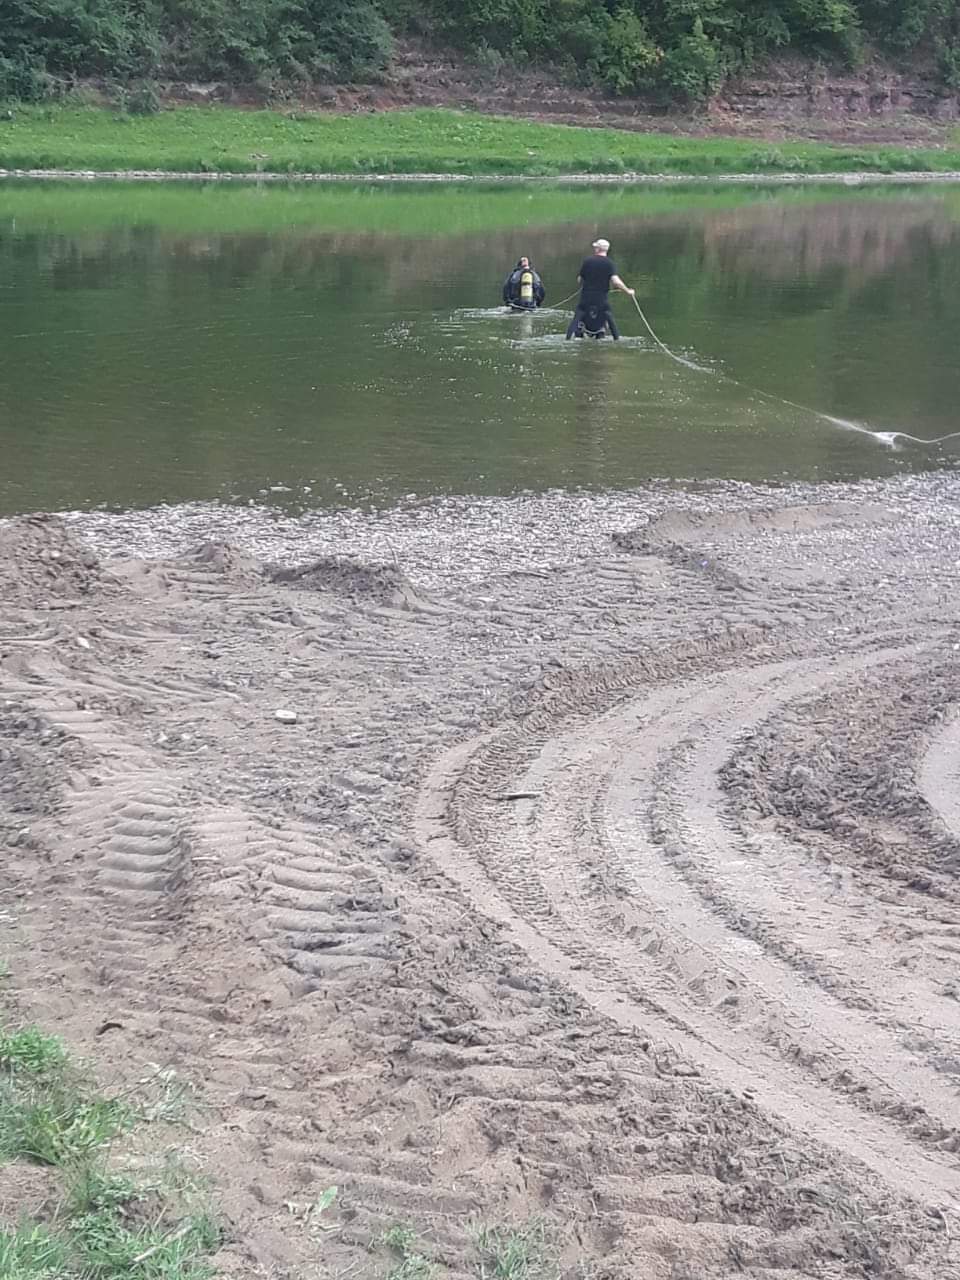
[168,41,960,145]
[3,472,960,1278]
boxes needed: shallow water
[1,179,959,515]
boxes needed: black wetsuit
[502,263,545,309]
[566,254,621,339]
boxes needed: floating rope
[506,288,580,312]
[630,295,960,449]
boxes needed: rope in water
[504,288,958,447]
[507,288,580,312]
[629,294,960,448]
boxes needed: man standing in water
[566,237,635,339]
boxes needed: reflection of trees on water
[6,199,960,363]
[699,200,959,286]
[7,195,960,310]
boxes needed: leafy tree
[0,0,957,104]
[598,7,661,94]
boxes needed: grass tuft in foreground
[378,1218,564,1280]
[0,1219,72,1275]
[0,1027,134,1168]
[0,1014,219,1280]
[69,1206,219,1279]
[0,1087,133,1167]
[475,1221,557,1280]
[383,1222,438,1280]
[0,1026,67,1075]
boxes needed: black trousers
[566,302,620,340]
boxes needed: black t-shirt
[579,254,615,304]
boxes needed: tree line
[1,0,958,106]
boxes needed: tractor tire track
[417,634,960,1205]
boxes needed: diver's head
[518,256,530,269]
[592,238,610,255]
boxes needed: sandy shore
[2,471,960,1277]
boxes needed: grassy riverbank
[2,105,960,176]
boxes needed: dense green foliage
[0,0,957,104]
[390,0,960,99]
[0,0,392,101]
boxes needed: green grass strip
[2,106,960,177]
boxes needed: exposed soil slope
[172,40,960,146]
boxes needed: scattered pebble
[39,470,960,593]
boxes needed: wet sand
[2,471,960,1277]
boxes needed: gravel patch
[38,469,960,592]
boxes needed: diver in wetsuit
[566,237,635,339]
[502,256,546,309]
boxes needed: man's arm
[610,273,635,297]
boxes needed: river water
[1,179,958,516]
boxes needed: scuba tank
[519,269,535,305]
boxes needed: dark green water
[1,180,959,515]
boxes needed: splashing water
[820,414,960,449]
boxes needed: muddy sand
[3,471,960,1278]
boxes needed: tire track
[417,636,960,1205]
[8,605,896,1277]
[662,675,960,1061]
[4,513,957,1277]
[0,580,442,1255]
[919,709,960,849]
[194,809,396,985]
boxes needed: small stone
[671,1061,701,1078]
[274,709,298,725]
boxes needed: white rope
[630,295,960,448]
